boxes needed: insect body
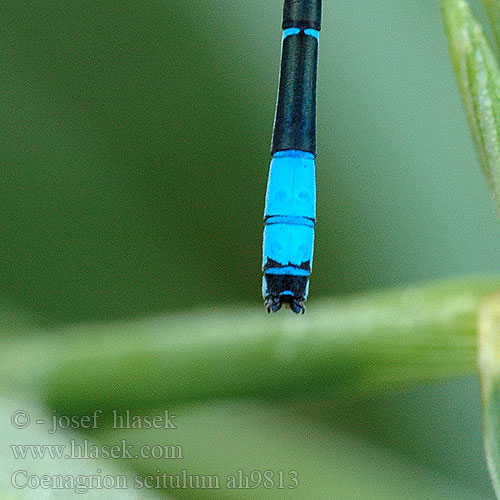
[262,0,321,313]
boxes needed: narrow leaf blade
[483,0,500,55]
[442,0,500,217]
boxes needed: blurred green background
[1,0,499,497]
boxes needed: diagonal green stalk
[442,0,500,217]
[1,276,499,415]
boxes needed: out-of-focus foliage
[479,295,500,499]
[2,0,500,498]
[442,1,500,497]
[0,0,499,322]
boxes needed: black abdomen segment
[272,0,321,155]
[271,33,319,155]
[283,0,322,30]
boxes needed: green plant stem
[1,276,499,415]
[479,294,500,498]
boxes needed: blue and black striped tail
[262,0,321,314]
[263,151,316,313]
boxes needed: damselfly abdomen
[262,0,321,313]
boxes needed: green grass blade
[442,0,500,217]
[1,276,499,415]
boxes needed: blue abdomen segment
[263,150,316,313]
